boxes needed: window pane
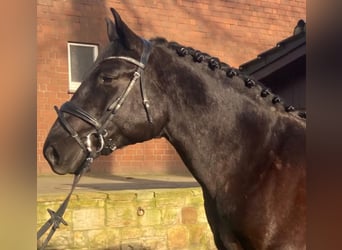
[70,45,95,82]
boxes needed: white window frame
[67,42,98,93]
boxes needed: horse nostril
[44,145,60,167]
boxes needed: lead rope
[37,156,93,250]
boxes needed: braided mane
[150,37,306,120]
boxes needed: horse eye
[102,76,113,84]
[98,75,114,85]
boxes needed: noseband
[54,39,153,172]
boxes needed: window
[67,42,98,92]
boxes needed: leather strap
[102,56,145,69]
[139,39,153,123]
[54,105,88,152]
[37,156,93,249]
[60,102,101,129]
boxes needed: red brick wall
[37,0,306,175]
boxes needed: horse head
[43,8,167,175]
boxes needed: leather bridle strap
[54,104,95,153]
[102,56,145,69]
[37,156,93,250]
[57,102,101,129]
[140,39,153,123]
[101,39,153,125]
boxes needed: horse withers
[43,8,306,250]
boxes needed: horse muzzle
[43,138,86,175]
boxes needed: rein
[37,157,92,249]
[37,39,152,249]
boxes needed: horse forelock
[150,37,306,123]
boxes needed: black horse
[43,8,306,250]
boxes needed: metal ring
[85,132,105,153]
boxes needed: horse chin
[51,165,70,175]
[51,157,86,175]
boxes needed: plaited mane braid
[151,37,306,120]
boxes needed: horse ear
[110,8,141,50]
[106,17,117,41]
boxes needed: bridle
[37,39,153,249]
[57,39,153,172]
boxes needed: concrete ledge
[37,175,216,249]
[37,174,200,194]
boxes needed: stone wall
[37,187,216,249]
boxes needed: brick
[161,207,181,225]
[106,228,121,248]
[106,202,138,227]
[138,208,162,226]
[73,208,105,230]
[186,195,205,206]
[120,227,143,240]
[108,192,136,201]
[187,224,210,246]
[182,207,198,224]
[167,225,189,249]
[73,230,88,248]
[155,189,192,207]
[136,190,155,200]
[140,225,167,237]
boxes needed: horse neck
[155,45,305,195]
